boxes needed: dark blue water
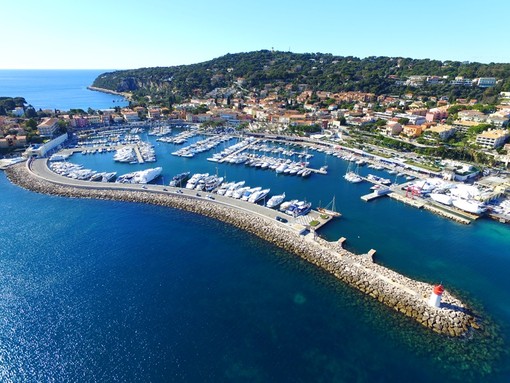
[1,133,509,381]
[0,70,128,111]
[1,68,509,381]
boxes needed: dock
[361,189,391,202]
[133,145,145,164]
[387,190,478,224]
[387,192,426,208]
[292,209,335,230]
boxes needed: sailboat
[344,162,363,183]
[317,196,342,217]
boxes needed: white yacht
[232,186,250,199]
[224,181,246,197]
[241,187,262,201]
[430,193,453,206]
[266,193,286,208]
[249,188,270,203]
[116,167,162,184]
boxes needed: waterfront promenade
[5,159,482,337]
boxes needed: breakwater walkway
[5,159,481,337]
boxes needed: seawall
[5,162,481,337]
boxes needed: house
[451,77,473,86]
[37,118,59,137]
[70,116,89,129]
[475,129,509,149]
[476,77,497,88]
[11,107,25,117]
[427,124,457,140]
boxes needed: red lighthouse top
[433,284,445,295]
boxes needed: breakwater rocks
[6,162,481,337]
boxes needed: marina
[37,124,510,228]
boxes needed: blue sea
[0,70,128,111]
[1,71,510,382]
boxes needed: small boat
[317,196,341,217]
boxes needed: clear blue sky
[4,0,510,69]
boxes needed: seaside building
[0,134,27,149]
[37,118,59,137]
[148,108,162,119]
[395,113,426,125]
[452,120,481,133]
[402,125,423,138]
[384,121,403,136]
[425,107,449,122]
[122,111,139,123]
[458,110,486,123]
[486,114,509,128]
[475,129,509,149]
[23,133,68,158]
[427,124,457,140]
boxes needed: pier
[133,145,145,164]
[387,188,479,224]
[3,158,481,338]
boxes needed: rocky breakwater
[6,162,481,337]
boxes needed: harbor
[27,124,510,230]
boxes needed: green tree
[26,118,38,129]
[25,106,37,118]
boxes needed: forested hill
[92,50,510,103]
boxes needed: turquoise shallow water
[1,135,510,381]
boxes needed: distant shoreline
[87,86,132,101]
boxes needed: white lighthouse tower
[428,284,444,308]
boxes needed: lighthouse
[428,284,444,308]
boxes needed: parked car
[275,216,288,223]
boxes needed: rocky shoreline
[5,162,481,337]
[87,86,132,101]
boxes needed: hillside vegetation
[92,50,510,104]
